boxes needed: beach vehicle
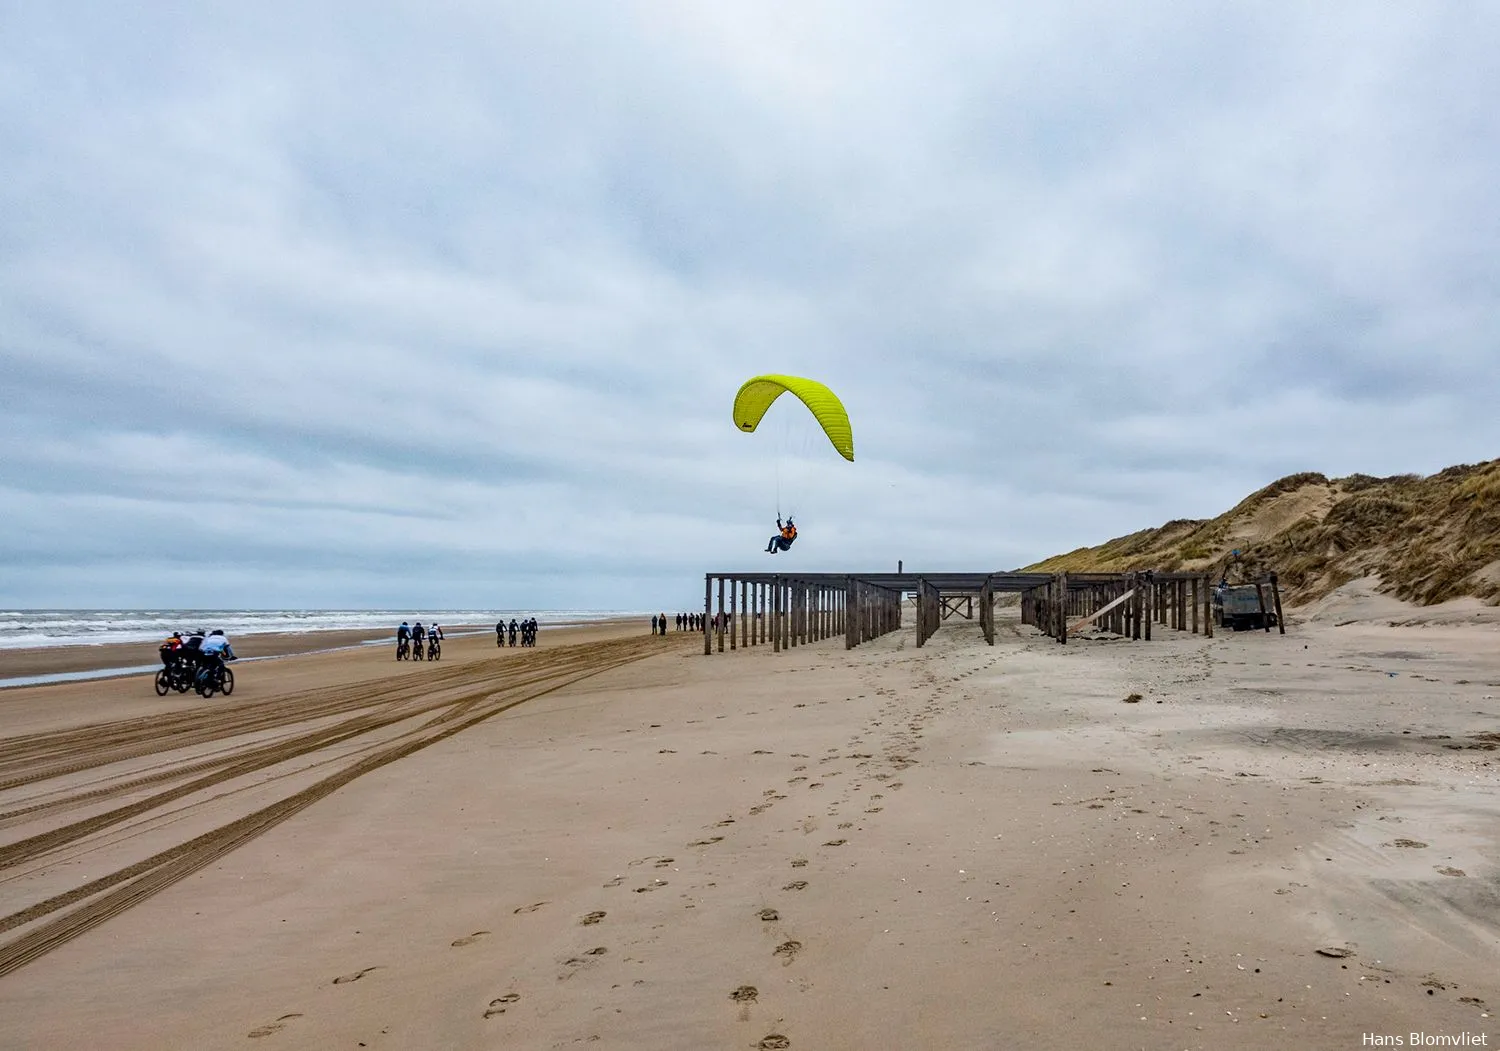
[1212,583,1276,631]
[195,659,235,698]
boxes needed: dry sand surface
[1,595,1497,1050]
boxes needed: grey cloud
[3,2,1499,608]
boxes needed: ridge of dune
[1025,458,1500,608]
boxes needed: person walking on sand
[658,612,667,636]
[651,614,659,635]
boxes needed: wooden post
[788,582,797,649]
[1058,573,1069,644]
[1256,580,1270,633]
[1270,573,1285,635]
[1191,577,1199,634]
[774,581,781,651]
[755,583,763,645]
[916,578,927,647]
[981,575,995,645]
[785,581,793,650]
[703,575,713,655]
[1131,575,1141,640]
[720,572,732,647]
[844,577,856,649]
[1203,575,1214,638]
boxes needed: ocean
[0,610,649,650]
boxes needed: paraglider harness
[766,517,797,554]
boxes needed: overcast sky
[2,2,1497,611]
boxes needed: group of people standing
[655,613,735,633]
[496,617,538,647]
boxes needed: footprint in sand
[581,911,608,925]
[783,880,808,891]
[689,836,725,847]
[634,880,669,893]
[773,941,802,965]
[822,839,847,847]
[451,931,491,947]
[514,902,549,914]
[484,993,521,1018]
[759,908,780,921]
[730,985,759,1003]
[837,822,853,830]
[759,1034,792,1049]
[715,818,737,827]
[790,858,808,868]
[333,967,380,985]
[653,857,675,868]
[864,807,883,814]
[248,1015,303,1038]
[604,876,624,887]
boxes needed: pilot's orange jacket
[782,525,797,540]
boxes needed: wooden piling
[1203,575,1214,638]
[703,575,712,655]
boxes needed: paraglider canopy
[732,374,854,461]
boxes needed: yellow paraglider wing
[733,374,854,461]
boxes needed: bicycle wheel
[220,667,235,696]
[155,669,171,696]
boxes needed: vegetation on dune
[1023,459,1500,607]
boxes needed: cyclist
[197,629,236,689]
[397,621,412,659]
[427,623,441,656]
[159,631,184,668]
[411,621,426,660]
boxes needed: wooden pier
[701,569,1282,654]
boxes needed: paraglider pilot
[765,516,797,554]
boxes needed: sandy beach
[0,591,1496,1049]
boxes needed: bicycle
[154,655,196,695]
[396,637,410,661]
[411,638,425,661]
[426,635,441,661]
[195,658,235,699]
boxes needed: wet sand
[0,592,1496,1049]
